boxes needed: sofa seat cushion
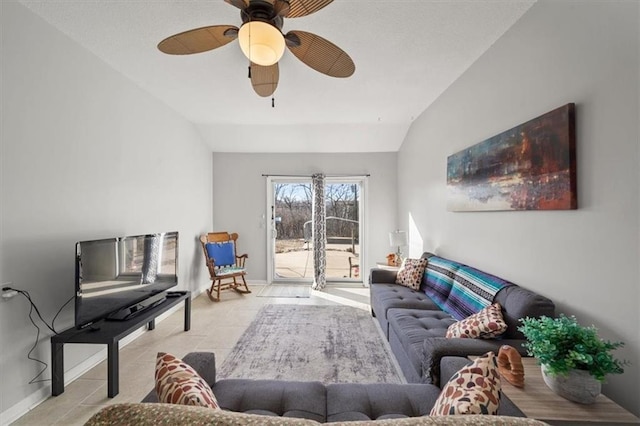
[388,309,456,344]
[387,309,456,382]
[370,283,441,337]
[326,383,441,422]
[212,379,326,422]
[372,284,441,315]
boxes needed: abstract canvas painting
[447,103,576,212]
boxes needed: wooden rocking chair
[200,232,251,302]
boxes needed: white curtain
[311,173,326,290]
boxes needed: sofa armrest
[140,352,217,403]
[422,338,527,387]
[439,356,473,385]
[369,268,398,284]
[495,285,555,340]
[182,352,217,386]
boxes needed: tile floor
[11,284,371,425]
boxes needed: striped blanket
[421,255,514,320]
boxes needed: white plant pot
[541,364,601,404]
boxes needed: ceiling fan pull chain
[272,97,275,108]
[248,65,252,78]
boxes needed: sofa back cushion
[422,256,463,309]
[327,383,440,421]
[441,265,515,321]
[494,285,555,340]
[213,379,327,423]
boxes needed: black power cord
[4,286,73,384]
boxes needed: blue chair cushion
[206,242,235,267]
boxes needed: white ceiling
[18,0,535,153]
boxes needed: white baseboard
[0,385,50,426]
[0,295,193,425]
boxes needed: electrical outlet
[2,283,17,300]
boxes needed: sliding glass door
[270,179,314,282]
[266,176,365,284]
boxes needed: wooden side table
[375,262,399,271]
[500,357,639,424]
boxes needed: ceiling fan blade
[273,0,291,16]
[250,62,279,97]
[158,25,238,55]
[224,0,248,10]
[285,30,355,78]
[286,0,333,18]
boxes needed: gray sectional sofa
[370,253,555,385]
[141,352,527,422]
[124,253,555,424]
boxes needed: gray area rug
[256,285,311,298]
[218,304,404,384]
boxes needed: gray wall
[398,0,639,414]
[211,153,397,281]
[0,1,213,417]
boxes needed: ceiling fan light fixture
[238,21,285,66]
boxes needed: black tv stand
[106,293,167,321]
[51,291,190,398]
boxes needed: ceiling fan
[157,0,355,99]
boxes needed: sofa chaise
[370,253,555,385]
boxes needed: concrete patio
[275,242,360,280]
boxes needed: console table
[500,357,639,425]
[51,291,191,398]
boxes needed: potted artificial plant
[518,315,627,404]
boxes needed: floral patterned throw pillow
[395,258,428,290]
[430,352,501,415]
[155,352,220,409]
[445,303,507,339]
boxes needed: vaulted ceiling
[19,0,535,152]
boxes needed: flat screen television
[74,231,179,329]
